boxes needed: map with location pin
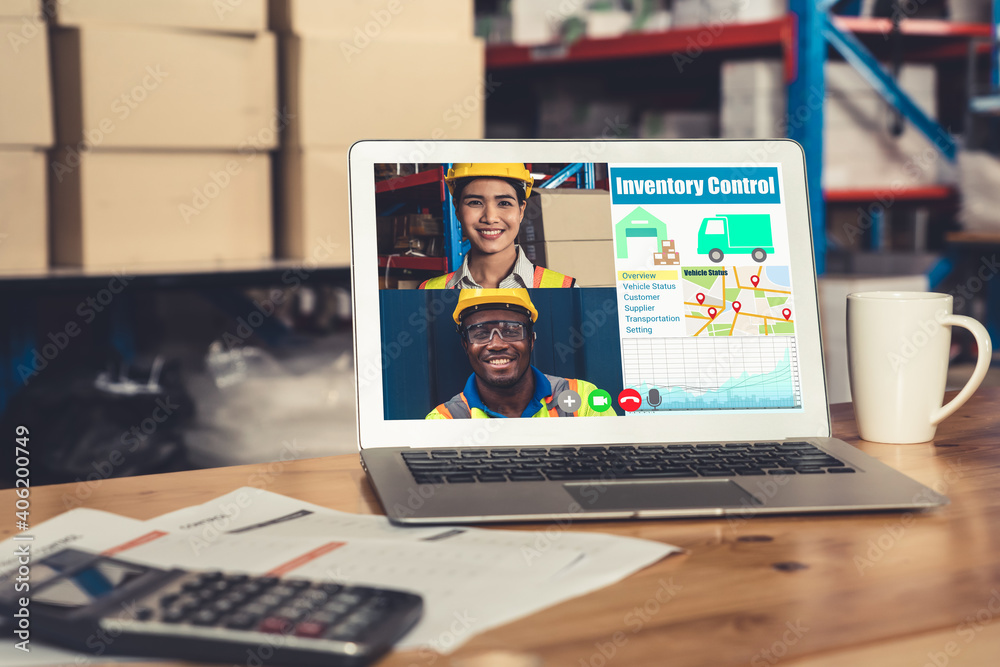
[682,265,794,336]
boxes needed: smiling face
[455,178,527,256]
[460,307,534,389]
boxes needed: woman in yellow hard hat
[418,163,576,289]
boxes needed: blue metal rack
[786,1,967,275]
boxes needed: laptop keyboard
[401,442,856,484]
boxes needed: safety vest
[418,265,575,289]
[428,376,604,419]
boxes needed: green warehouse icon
[615,207,669,259]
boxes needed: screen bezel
[349,140,831,448]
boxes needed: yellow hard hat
[445,163,534,199]
[453,288,539,325]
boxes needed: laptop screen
[351,141,829,447]
[374,160,801,420]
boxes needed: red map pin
[750,275,760,288]
[695,293,705,305]
[733,301,742,313]
[782,308,791,320]
[707,307,718,319]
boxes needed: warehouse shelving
[484,5,995,275]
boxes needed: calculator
[0,548,423,666]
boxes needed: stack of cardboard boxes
[271,0,485,266]
[47,0,277,268]
[721,59,943,189]
[518,188,616,287]
[654,240,680,266]
[0,0,52,272]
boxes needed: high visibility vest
[428,376,604,419]
[418,265,575,289]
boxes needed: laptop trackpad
[563,480,757,511]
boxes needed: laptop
[349,139,948,524]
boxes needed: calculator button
[134,607,154,621]
[285,580,311,590]
[161,608,187,623]
[323,601,353,615]
[211,599,236,614]
[239,582,266,595]
[223,574,249,585]
[198,572,224,583]
[299,589,328,605]
[256,593,287,607]
[240,603,271,617]
[306,610,342,625]
[259,617,293,634]
[221,591,248,605]
[293,621,326,638]
[223,612,258,630]
[336,591,366,607]
[269,585,298,598]
[274,606,308,622]
[190,609,220,626]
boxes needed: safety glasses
[461,320,530,344]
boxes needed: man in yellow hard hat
[418,163,577,289]
[426,289,612,419]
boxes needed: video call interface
[375,161,803,421]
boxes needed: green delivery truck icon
[697,214,774,263]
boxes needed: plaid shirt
[446,246,537,289]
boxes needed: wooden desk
[4,390,1000,667]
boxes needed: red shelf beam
[375,167,445,199]
[824,185,957,203]
[487,16,798,82]
[378,255,448,272]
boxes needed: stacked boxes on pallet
[0,0,52,272]
[271,0,485,267]
[47,0,277,268]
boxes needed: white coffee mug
[847,291,992,444]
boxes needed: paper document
[1,488,681,663]
[144,488,681,652]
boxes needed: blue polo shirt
[463,366,551,418]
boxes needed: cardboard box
[283,36,484,147]
[543,240,616,287]
[0,19,53,147]
[50,0,267,33]
[519,189,612,246]
[278,148,351,266]
[0,0,40,18]
[51,151,272,267]
[0,150,46,272]
[271,0,474,38]
[51,27,277,150]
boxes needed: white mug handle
[929,314,993,426]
